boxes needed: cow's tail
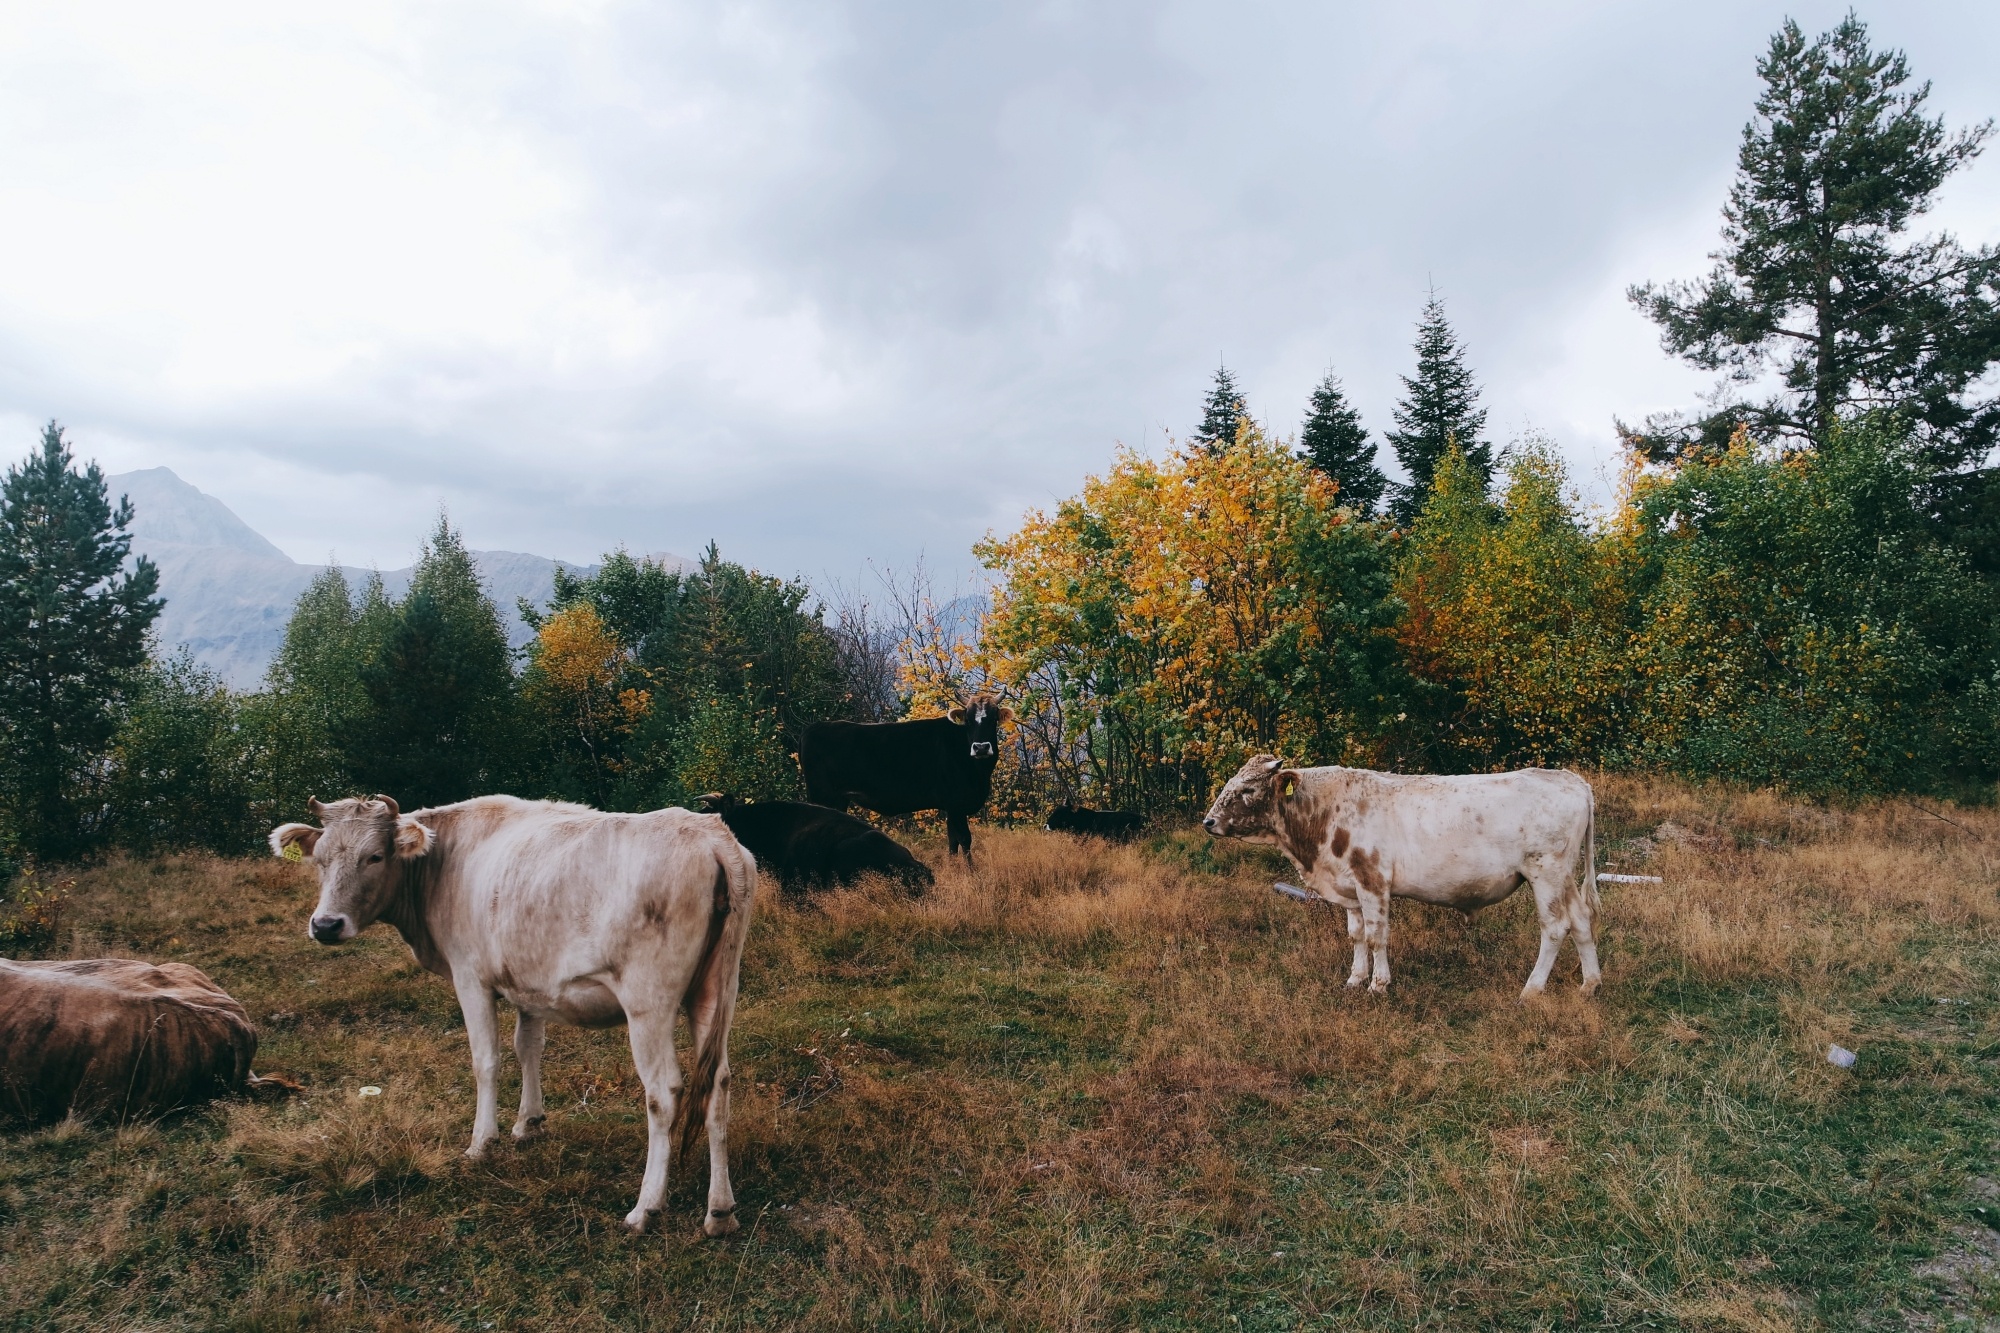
[673,845,757,1163]
[1580,784,1600,923]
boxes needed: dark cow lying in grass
[1044,806,1144,841]
[697,795,932,895]
[802,695,1014,859]
[0,958,259,1124]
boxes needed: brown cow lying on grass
[270,793,756,1237]
[0,958,259,1124]
[1204,756,1600,997]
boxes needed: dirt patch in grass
[6,777,2000,1328]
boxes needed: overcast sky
[2,1,1997,586]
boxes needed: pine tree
[0,422,162,858]
[1191,363,1251,454]
[1298,370,1387,514]
[1628,14,2000,467]
[351,515,517,807]
[1383,294,1491,522]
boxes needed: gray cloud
[1,1,1995,584]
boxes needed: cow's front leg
[1356,887,1392,994]
[453,978,505,1158]
[1341,905,1369,988]
[622,1010,682,1233]
[512,1011,548,1141]
[946,811,972,860]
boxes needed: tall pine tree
[351,515,517,807]
[1191,363,1251,454]
[0,422,162,858]
[1628,14,2000,467]
[1299,370,1387,514]
[1384,294,1491,523]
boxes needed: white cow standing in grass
[1203,758,1600,998]
[270,794,757,1236]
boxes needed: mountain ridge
[109,468,691,688]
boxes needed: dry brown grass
[5,776,2000,1329]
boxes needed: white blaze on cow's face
[946,696,1015,760]
[269,796,433,945]
[1202,755,1292,840]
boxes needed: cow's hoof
[464,1139,495,1161]
[511,1115,547,1142]
[623,1207,657,1234]
[1366,982,1389,996]
[1518,985,1547,1002]
[704,1206,740,1239]
[1344,976,1365,990]
[1579,978,1601,998]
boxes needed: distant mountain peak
[109,467,290,561]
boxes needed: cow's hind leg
[1520,864,1572,999]
[512,1012,548,1141]
[1342,905,1369,989]
[688,986,741,1237]
[1570,874,1603,998]
[453,978,505,1158]
[621,1009,682,1233]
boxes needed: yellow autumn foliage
[978,426,1404,809]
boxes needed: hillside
[5,779,1998,1326]
[108,468,690,687]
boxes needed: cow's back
[803,718,984,815]
[418,798,749,993]
[1338,767,1592,895]
[0,958,257,1124]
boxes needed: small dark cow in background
[801,695,1014,858]
[1044,806,1144,841]
[697,795,933,894]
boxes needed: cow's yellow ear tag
[1280,776,1295,798]
[282,843,303,863]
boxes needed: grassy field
[6,776,2000,1330]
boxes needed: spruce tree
[1299,370,1388,514]
[1383,294,1491,522]
[1191,363,1251,454]
[351,515,516,807]
[0,422,162,858]
[1628,14,2000,467]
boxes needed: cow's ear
[394,818,434,859]
[996,705,1015,722]
[1276,770,1302,800]
[270,823,321,860]
[946,707,966,724]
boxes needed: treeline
[973,421,1997,814]
[98,531,905,861]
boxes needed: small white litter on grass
[1827,1045,1858,1069]
[358,1086,383,1097]
[1598,873,1664,884]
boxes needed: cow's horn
[372,793,400,818]
[307,796,326,817]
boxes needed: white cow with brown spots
[1203,757,1600,998]
[270,794,756,1236]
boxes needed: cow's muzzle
[1202,815,1220,834]
[969,742,994,758]
[309,914,349,945]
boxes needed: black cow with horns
[800,694,1014,859]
